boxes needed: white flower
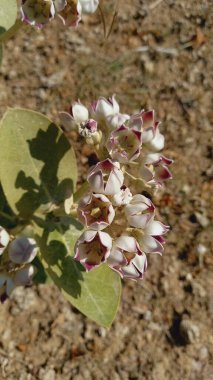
[141,153,173,187]
[21,0,56,27]
[107,124,142,163]
[134,220,170,255]
[78,0,99,13]
[106,113,130,130]
[91,95,120,120]
[59,101,89,132]
[74,230,112,271]
[108,235,147,280]
[111,186,132,206]
[125,194,155,229]
[77,193,115,230]
[0,227,10,256]
[87,159,124,195]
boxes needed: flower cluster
[0,227,38,302]
[60,95,173,280]
[20,0,99,28]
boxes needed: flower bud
[125,194,155,229]
[87,159,124,195]
[91,95,120,121]
[9,237,38,264]
[14,265,36,286]
[78,193,115,230]
[74,230,112,271]
[0,265,36,303]
[108,235,147,280]
[0,227,10,256]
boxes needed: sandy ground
[0,1,212,379]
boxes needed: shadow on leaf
[15,123,74,218]
[36,218,85,298]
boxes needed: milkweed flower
[58,0,81,27]
[0,228,38,302]
[77,193,115,230]
[142,110,165,151]
[106,124,142,163]
[108,236,147,279]
[125,194,155,229]
[141,153,173,187]
[111,185,132,206]
[79,0,99,13]
[87,159,124,195]
[0,227,10,256]
[20,0,99,28]
[74,230,112,271]
[64,95,173,281]
[20,0,59,27]
[133,220,170,255]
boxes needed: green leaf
[36,217,121,327]
[0,0,17,36]
[33,256,52,284]
[0,108,77,218]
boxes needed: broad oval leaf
[0,0,17,36]
[36,217,121,327]
[0,108,77,218]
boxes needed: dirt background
[0,0,212,379]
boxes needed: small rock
[196,244,207,255]
[42,369,55,380]
[180,319,200,344]
[195,212,209,227]
[199,346,209,361]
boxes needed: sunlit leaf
[36,217,121,327]
[0,0,17,36]
[0,108,77,218]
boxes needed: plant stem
[74,182,89,202]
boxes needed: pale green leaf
[0,108,77,218]
[36,217,121,327]
[0,0,17,36]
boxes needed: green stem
[0,19,24,44]
[74,182,89,202]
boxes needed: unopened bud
[9,237,38,264]
[0,227,10,256]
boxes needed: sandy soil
[0,1,212,379]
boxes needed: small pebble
[180,319,200,344]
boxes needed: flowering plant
[0,1,173,327]
[0,94,172,326]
